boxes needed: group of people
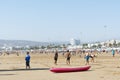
[54,50,95,65]
[2,48,118,70]
[54,50,71,65]
[24,48,119,70]
[84,52,95,65]
[25,50,71,69]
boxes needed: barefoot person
[84,52,90,65]
[65,50,71,65]
[90,53,95,63]
[54,51,58,65]
[112,49,115,57]
[25,52,31,69]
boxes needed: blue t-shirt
[86,55,90,60]
[112,50,115,55]
[25,55,30,62]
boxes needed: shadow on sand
[0,68,50,72]
[0,74,16,76]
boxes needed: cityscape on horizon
[0,38,120,51]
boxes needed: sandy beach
[0,52,120,80]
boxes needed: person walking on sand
[54,51,58,65]
[25,52,31,69]
[84,52,90,65]
[65,50,71,65]
[112,49,115,57]
[90,53,95,63]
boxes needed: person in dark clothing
[54,51,58,65]
[65,50,71,65]
[25,52,31,69]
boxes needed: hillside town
[0,39,120,55]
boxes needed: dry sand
[0,53,120,80]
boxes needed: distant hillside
[0,39,69,47]
[0,39,49,47]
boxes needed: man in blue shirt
[25,52,31,69]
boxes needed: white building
[70,38,80,46]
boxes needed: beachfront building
[70,38,80,46]
[67,38,81,50]
[87,43,101,48]
[103,39,118,47]
[67,39,120,50]
[67,45,82,50]
[116,40,120,44]
[1,46,13,51]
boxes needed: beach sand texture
[0,53,120,80]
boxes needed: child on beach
[54,51,58,65]
[25,52,31,69]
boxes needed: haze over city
[0,0,120,42]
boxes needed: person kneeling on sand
[25,52,31,69]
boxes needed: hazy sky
[0,0,120,42]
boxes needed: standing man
[84,52,90,65]
[112,49,115,57]
[25,52,31,69]
[54,50,58,65]
[65,50,71,65]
